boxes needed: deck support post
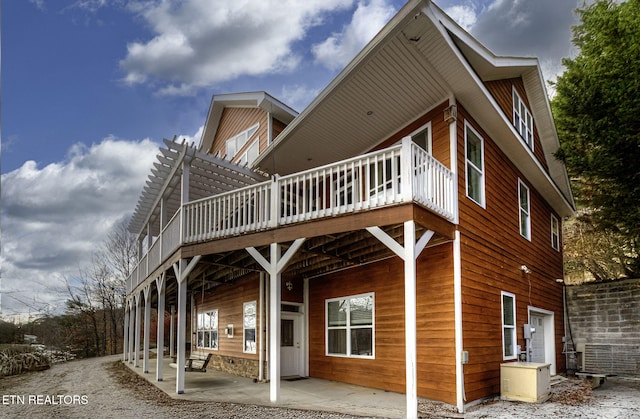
[169,305,175,360]
[156,274,166,381]
[123,305,129,362]
[134,292,142,368]
[128,300,135,364]
[143,284,151,373]
[173,256,202,394]
[246,238,306,403]
[366,221,434,419]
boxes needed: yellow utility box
[500,362,551,403]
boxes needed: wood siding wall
[373,101,451,169]
[455,103,565,401]
[210,108,269,162]
[484,78,548,171]
[308,242,457,405]
[193,274,262,362]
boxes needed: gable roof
[254,0,574,217]
[199,91,298,154]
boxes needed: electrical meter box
[500,362,551,403]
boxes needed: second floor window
[512,87,534,149]
[465,122,485,207]
[226,123,259,160]
[551,214,560,251]
[519,179,531,240]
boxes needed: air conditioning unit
[500,362,551,403]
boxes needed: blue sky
[1,0,579,320]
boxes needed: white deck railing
[126,138,455,293]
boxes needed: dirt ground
[0,355,638,418]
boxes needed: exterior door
[530,314,545,363]
[280,313,302,377]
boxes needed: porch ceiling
[128,139,268,236]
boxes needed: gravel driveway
[0,355,638,418]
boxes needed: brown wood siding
[193,274,262,362]
[308,242,456,405]
[484,78,548,171]
[455,103,565,401]
[210,108,269,161]
[372,101,451,169]
[272,118,288,142]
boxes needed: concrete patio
[125,357,409,418]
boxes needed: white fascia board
[425,3,575,216]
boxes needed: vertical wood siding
[211,108,268,161]
[194,274,262,361]
[455,103,565,401]
[484,78,549,171]
[308,242,457,405]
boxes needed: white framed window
[243,301,257,354]
[326,293,374,358]
[501,291,517,360]
[409,122,432,154]
[512,87,534,149]
[551,214,560,251]
[518,179,531,240]
[465,121,485,207]
[226,123,259,160]
[237,138,259,166]
[196,310,218,350]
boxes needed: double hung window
[243,301,257,354]
[196,310,218,350]
[326,293,374,358]
[501,292,517,360]
[465,122,485,207]
[513,87,534,149]
[519,180,531,240]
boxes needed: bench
[575,372,613,388]
[185,353,212,372]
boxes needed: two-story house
[123,1,575,416]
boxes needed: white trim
[550,214,560,251]
[325,292,375,359]
[196,309,219,350]
[406,121,432,154]
[518,179,531,241]
[453,231,465,412]
[527,306,557,375]
[243,301,258,354]
[464,121,485,208]
[501,291,517,360]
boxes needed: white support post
[404,221,418,419]
[258,272,265,382]
[156,274,166,382]
[128,301,135,364]
[143,285,151,373]
[401,136,415,202]
[134,293,142,368]
[123,306,129,362]
[453,231,465,412]
[366,222,434,419]
[448,96,459,224]
[169,305,175,360]
[269,243,282,402]
[246,238,305,403]
[269,175,280,228]
[176,271,187,394]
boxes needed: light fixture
[520,265,532,274]
[286,280,293,291]
[555,278,564,283]
[444,104,457,124]
[366,110,374,116]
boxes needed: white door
[280,313,302,377]
[530,314,545,363]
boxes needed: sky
[0,0,581,321]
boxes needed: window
[196,310,218,350]
[465,122,485,207]
[551,214,560,251]
[513,87,534,149]
[243,301,257,354]
[518,180,530,240]
[410,123,431,153]
[501,292,517,360]
[326,293,374,358]
[237,139,259,166]
[226,123,259,160]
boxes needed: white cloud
[120,0,355,95]
[281,84,321,112]
[0,137,159,318]
[312,0,397,71]
[445,4,477,31]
